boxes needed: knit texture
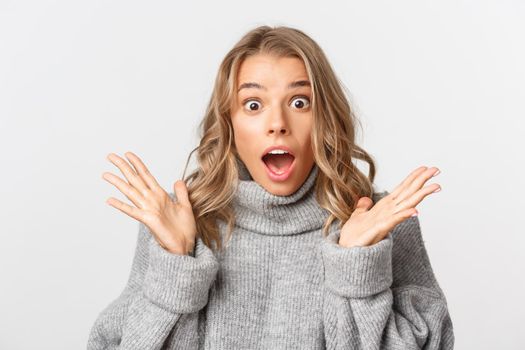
[87,162,454,349]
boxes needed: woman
[87,25,454,349]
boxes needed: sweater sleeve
[87,202,220,349]
[320,198,454,349]
[87,221,150,348]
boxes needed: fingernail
[433,187,441,193]
[433,169,441,177]
[411,211,418,217]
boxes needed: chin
[265,184,296,196]
[261,174,303,196]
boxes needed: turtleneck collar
[232,159,330,236]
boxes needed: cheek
[302,138,314,160]
[232,119,258,156]
[233,121,249,145]
[298,120,314,154]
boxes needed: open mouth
[261,152,296,175]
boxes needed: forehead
[236,54,309,88]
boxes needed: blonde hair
[181,25,377,252]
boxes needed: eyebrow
[237,80,311,92]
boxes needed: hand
[338,166,441,248]
[102,151,197,255]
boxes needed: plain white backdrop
[1,0,523,348]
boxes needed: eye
[243,99,262,112]
[290,96,310,110]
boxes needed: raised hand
[338,166,442,248]
[102,151,197,255]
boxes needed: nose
[267,106,289,136]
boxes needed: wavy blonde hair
[181,25,378,252]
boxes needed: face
[230,54,315,196]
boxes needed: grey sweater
[87,163,454,349]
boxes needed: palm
[102,151,197,255]
[339,166,441,248]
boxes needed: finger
[173,180,191,207]
[107,153,149,195]
[124,151,163,192]
[102,171,144,208]
[387,207,419,234]
[393,166,439,204]
[353,196,373,213]
[370,207,419,245]
[393,183,441,214]
[389,166,428,200]
[106,197,143,222]
[394,206,419,221]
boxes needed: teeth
[268,149,289,155]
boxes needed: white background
[1,0,523,348]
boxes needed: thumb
[173,180,191,206]
[353,196,374,213]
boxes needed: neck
[233,160,330,236]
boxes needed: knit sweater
[87,163,454,349]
